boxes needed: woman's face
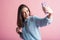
[22,7,30,19]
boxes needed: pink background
[0,0,60,40]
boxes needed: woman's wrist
[16,27,22,33]
[46,13,51,18]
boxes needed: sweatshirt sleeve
[33,15,53,27]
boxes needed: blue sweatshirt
[21,15,52,40]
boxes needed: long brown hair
[17,4,31,28]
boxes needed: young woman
[16,3,53,40]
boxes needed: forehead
[22,7,28,12]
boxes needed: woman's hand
[16,27,24,39]
[41,2,53,14]
[41,2,53,18]
[16,27,22,34]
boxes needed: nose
[24,12,27,16]
[25,12,28,15]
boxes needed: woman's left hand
[41,2,53,14]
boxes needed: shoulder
[29,16,36,21]
[29,15,37,19]
[29,15,41,21]
[30,15,39,18]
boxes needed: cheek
[27,12,29,15]
[23,13,26,16]
[22,13,25,17]
[27,11,30,15]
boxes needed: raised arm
[41,2,53,18]
[34,3,53,27]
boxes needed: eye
[26,10,29,13]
